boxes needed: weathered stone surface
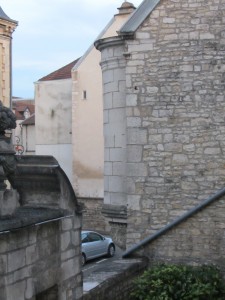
[0,189,19,217]
[96,0,225,274]
[0,155,82,299]
[83,258,148,300]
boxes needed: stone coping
[0,206,70,232]
[83,257,148,298]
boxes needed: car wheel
[82,253,86,266]
[107,244,115,257]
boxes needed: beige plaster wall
[72,12,132,198]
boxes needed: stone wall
[135,194,225,276]
[124,0,225,247]
[79,197,129,248]
[0,216,82,300]
[96,0,225,253]
[0,155,83,300]
[83,258,148,300]
[79,197,108,233]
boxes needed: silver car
[81,230,115,266]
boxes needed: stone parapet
[83,257,148,300]
[0,216,82,300]
[0,154,82,299]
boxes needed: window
[81,233,89,243]
[88,232,103,242]
[24,108,30,119]
[83,90,87,100]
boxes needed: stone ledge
[0,206,70,232]
[102,204,127,220]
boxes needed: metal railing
[123,187,225,258]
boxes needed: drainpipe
[123,186,225,258]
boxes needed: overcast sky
[0,0,142,98]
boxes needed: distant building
[20,113,35,154]
[35,59,79,182]
[12,98,35,155]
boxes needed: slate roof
[0,6,18,24]
[38,58,80,81]
[119,0,160,34]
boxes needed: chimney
[117,1,136,15]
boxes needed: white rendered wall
[22,125,35,154]
[36,144,72,183]
[35,79,72,183]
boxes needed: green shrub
[130,264,225,300]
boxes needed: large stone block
[8,249,26,272]
[0,189,19,217]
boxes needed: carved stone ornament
[0,155,16,176]
[0,101,16,136]
[0,101,17,191]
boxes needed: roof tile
[20,114,35,125]
[12,100,35,121]
[38,58,80,81]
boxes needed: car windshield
[81,233,88,243]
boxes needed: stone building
[0,7,17,107]
[95,0,225,270]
